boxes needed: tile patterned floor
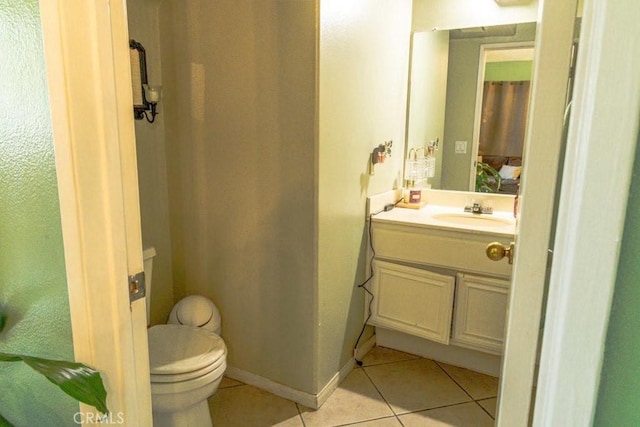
[208,346,497,426]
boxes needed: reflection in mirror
[473,43,534,194]
[405,22,537,194]
[405,30,449,191]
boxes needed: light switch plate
[455,140,467,154]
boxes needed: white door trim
[40,0,152,424]
[533,0,640,424]
[496,0,578,425]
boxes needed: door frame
[533,0,640,424]
[496,0,579,424]
[40,0,152,424]
[499,0,640,424]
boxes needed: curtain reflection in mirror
[479,81,530,157]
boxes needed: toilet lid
[148,324,226,376]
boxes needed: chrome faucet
[464,200,493,215]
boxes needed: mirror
[405,22,537,194]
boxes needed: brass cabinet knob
[486,241,515,264]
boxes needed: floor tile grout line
[392,398,479,417]
[432,360,477,401]
[361,359,484,425]
[331,415,404,427]
[363,357,489,421]
[362,351,492,425]
[215,354,496,426]
[360,364,405,425]
[360,356,421,369]
[218,383,246,390]
[474,399,496,420]
[429,361,498,421]
[294,401,308,426]
[431,361,499,403]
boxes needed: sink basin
[431,212,514,228]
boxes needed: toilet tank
[142,245,157,325]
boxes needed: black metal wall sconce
[129,40,161,123]
[369,140,393,175]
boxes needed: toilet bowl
[143,247,227,427]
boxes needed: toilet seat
[148,324,226,383]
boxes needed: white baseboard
[224,366,318,408]
[316,358,355,408]
[224,357,356,410]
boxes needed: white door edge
[533,0,640,424]
[496,0,579,425]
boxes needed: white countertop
[371,204,516,237]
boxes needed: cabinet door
[369,260,455,344]
[452,273,510,354]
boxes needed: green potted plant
[0,311,108,427]
[476,162,502,193]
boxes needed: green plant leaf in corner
[0,412,14,427]
[22,356,109,415]
[0,353,109,415]
[0,312,6,333]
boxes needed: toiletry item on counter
[409,188,422,204]
[403,187,422,204]
[398,187,427,209]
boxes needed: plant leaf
[21,356,109,415]
[0,412,14,427]
[0,353,21,362]
[0,353,109,415]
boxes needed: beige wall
[127,0,175,325]
[129,0,413,395]
[317,0,412,387]
[159,0,318,392]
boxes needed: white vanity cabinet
[368,218,513,355]
[452,273,510,354]
[371,260,455,344]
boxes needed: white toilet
[143,247,227,427]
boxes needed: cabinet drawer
[369,260,455,344]
[372,223,512,278]
[452,273,510,354]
